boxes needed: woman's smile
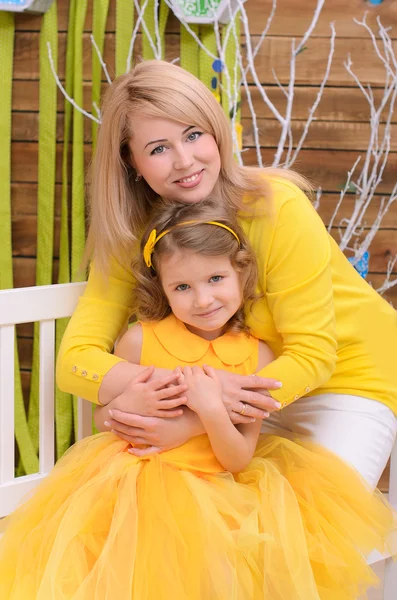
[174,169,204,188]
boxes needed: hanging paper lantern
[0,0,54,12]
[169,0,239,24]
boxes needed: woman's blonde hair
[132,199,259,334]
[85,60,310,274]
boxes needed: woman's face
[128,116,221,204]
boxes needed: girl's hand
[181,365,222,415]
[112,366,188,418]
[215,371,282,424]
[105,408,204,456]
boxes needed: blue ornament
[368,0,383,4]
[211,76,218,90]
[348,251,369,279]
[212,59,224,73]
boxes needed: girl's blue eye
[176,284,190,291]
[151,145,166,155]
[210,275,223,283]
[187,131,202,142]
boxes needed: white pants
[260,394,397,489]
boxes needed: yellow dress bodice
[139,315,259,474]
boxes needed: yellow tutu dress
[0,315,396,599]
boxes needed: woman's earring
[135,173,142,182]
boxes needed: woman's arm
[56,258,140,404]
[245,179,338,408]
[56,259,179,405]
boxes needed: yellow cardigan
[56,177,397,413]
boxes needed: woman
[57,59,397,488]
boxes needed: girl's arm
[183,341,274,473]
[197,383,262,473]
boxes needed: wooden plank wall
[10,0,397,471]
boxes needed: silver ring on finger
[239,402,247,416]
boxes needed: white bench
[0,282,91,518]
[0,282,396,597]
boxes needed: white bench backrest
[0,282,89,517]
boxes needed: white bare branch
[295,0,326,56]
[47,42,101,124]
[328,156,362,234]
[286,22,336,168]
[90,34,112,85]
[126,0,150,72]
[336,17,397,259]
[376,254,397,295]
[133,0,160,59]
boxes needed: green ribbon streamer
[180,24,199,79]
[222,15,241,121]
[0,12,38,475]
[92,0,110,148]
[199,25,217,92]
[0,13,15,292]
[71,0,89,434]
[26,1,59,466]
[55,0,77,460]
[116,0,134,75]
[158,0,169,56]
[71,0,88,285]
[141,0,169,60]
[141,0,156,60]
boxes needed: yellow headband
[143,220,240,268]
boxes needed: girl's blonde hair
[86,60,310,274]
[132,199,259,334]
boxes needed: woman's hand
[111,366,188,418]
[215,370,282,424]
[105,407,204,456]
[181,365,223,415]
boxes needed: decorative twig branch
[90,34,112,85]
[376,254,397,295]
[126,0,150,72]
[332,14,397,275]
[133,0,161,59]
[47,42,101,124]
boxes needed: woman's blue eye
[187,131,202,142]
[210,275,223,283]
[151,145,166,155]
[176,284,190,291]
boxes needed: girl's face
[158,250,242,341]
[128,116,221,204]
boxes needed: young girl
[0,200,395,600]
